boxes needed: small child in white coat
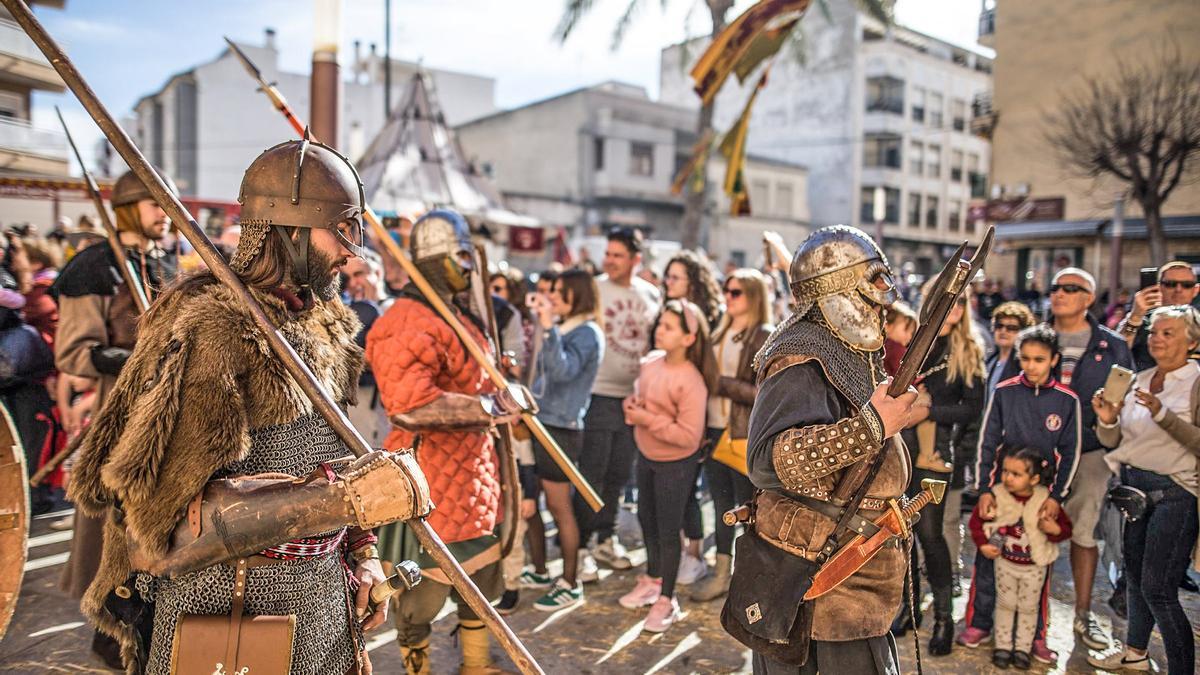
[969,447,1073,670]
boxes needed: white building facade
[660,5,992,278]
[455,81,810,270]
[130,29,497,204]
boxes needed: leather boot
[458,620,516,674]
[400,637,431,675]
[690,553,732,602]
[928,584,955,656]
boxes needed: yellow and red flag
[691,0,810,106]
[719,67,771,216]
[670,129,716,196]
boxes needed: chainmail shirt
[753,307,884,408]
[139,412,361,675]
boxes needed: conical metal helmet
[232,134,367,277]
[789,225,898,352]
[238,134,365,238]
[110,166,178,208]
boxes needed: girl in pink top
[619,299,718,632]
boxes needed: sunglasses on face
[1161,280,1197,290]
[723,287,744,299]
[1050,283,1088,294]
[993,322,1022,333]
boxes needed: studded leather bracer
[772,404,885,492]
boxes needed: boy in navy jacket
[958,325,1081,658]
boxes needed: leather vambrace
[127,449,432,578]
[772,405,885,493]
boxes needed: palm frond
[611,0,649,51]
[554,0,599,44]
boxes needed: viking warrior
[730,226,918,674]
[68,139,413,674]
[54,167,179,668]
[366,209,516,675]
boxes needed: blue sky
[33,0,987,174]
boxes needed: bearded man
[728,226,917,674]
[68,139,395,674]
[54,167,179,668]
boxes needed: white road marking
[28,621,85,637]
[24,551,69,571]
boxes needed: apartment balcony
[970,92,997,140]
[0,116,69,175]
[978,6,995,48]
[0,18,65,91]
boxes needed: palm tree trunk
[681,1,732,251]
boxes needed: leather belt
[793,494,884,541]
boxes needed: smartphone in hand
[1103,365,1135,406]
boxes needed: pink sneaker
[1031,638,1058,664]
[643,595,681,633]
[619,575,662,609]
[956,626,990,648]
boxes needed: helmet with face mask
[409,208,474,299]
[232,132,367,285]
[788,225,898,352]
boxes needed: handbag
[711,428,748,476]
[170,558,296,675]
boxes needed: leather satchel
[721,525,816,664]
[170,558,296,675]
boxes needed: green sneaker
[518,569,553,589]
[533,578,584,612]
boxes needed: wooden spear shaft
[30,108,155,488]
[2,3,542,672]
[54,106,150,314]
[226,43,602,511]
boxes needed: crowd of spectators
[6,212,1199,672]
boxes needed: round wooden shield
[0,404,28,640]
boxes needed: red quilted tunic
[366,297,501,544]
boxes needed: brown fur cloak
[67,277,362,668]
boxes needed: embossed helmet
[232,133,367,277]
[410,208,474,296]
[110,166,178,208]
[789,225,898,352]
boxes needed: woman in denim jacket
[527,269,605,611]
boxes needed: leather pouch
[169,558,296,675]
[720,529,816,666]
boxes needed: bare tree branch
[1045,48,1200,264]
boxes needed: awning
[993,214,1200,240]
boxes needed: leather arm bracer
[772,405,885,492]
[128,449,432,578]
[390,392,497,431]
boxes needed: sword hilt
[901,478,947,520]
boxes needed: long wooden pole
[225,39,602,511]
[3,4,540,672]
[30,109,153,487]
[54,106,150,314]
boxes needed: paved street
[3,503,1198,674]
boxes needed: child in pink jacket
[618,299,718,632]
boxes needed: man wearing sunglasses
[1045,267,1133,652]
[1121,261,1200,370]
